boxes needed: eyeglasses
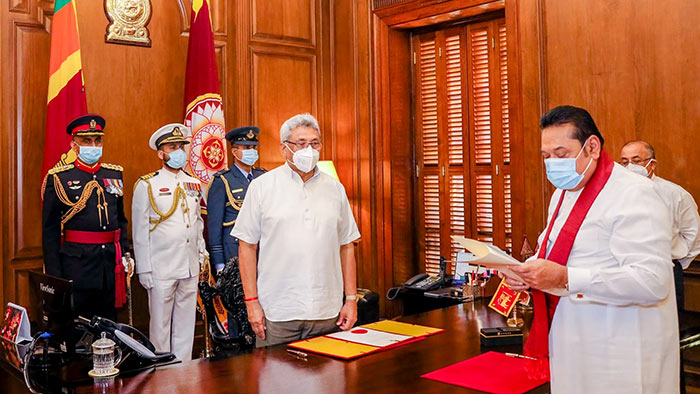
[619,157,652,166]
[285,140,321,150]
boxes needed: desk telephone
[386,257,449,300]
[404,273,445,291]
[403,256,448,291]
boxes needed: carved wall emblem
[104,0,153,47]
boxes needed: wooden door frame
[370,0,526,316]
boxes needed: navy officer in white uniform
[132,123,207,361]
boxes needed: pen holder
[461,284,481,301]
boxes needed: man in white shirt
[132,124,207,361]
[232,113,361,347]
[620,140,700,310]
[504,106,678,393]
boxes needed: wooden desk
[2,300,548,393]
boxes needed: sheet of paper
[362,320,444,337]
[326,328,411,347]
[289,336,379,359]
[452,236,567,297]
[452,236,520,267]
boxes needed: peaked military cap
[66,114,106,136]
[225,126,260,146]
[149,123,191,150]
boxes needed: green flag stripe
[54,0,72,13]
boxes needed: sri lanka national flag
[184,0,227,195]
[41,0,87,179]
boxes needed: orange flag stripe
[47,2,80,75]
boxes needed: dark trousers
[673,259,684,311]
[73,288,116,322]
[673,259,686,394]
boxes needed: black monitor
[27,271,74,355]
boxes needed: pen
[286,348,308,358]
[505,352,537,361]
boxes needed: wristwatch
[345,294,357,301]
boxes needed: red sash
[63,229,126,308]
[524,150,614,378]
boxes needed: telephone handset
[403,256,448,291]
[404,273,445,291]
[386,256,449,300]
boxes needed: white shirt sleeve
[131,180,152,274]
[677,190,700,268]
[337,184,361,245]
[231,178,262,244]
[567,183,673,306]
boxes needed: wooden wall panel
[514,0,548,245]
[251,50,317,170]
[387,29,415,293]
[251,0,315,47]
[521,0,700,231]
[330,0,374,301]
[14,24,49,261]
[1,2,54,313]
[509,0,700,297]
[9,0,29,14]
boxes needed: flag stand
[201,317,214,358]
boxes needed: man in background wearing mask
[132,124,207,361]
[502,106,678,393]
[42,114,128,322]
[207,126,266,274]
[232,113,361,347]
[620,140,700,311]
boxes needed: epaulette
[253,166,267,173]
[102,163,123,171]
[213,168,231,177]
[140,171,158,180]
[47,164,74,175]
[134,171,158,191]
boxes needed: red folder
[421,351,548,394]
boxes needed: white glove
[121,256,135,278]
[199,250,210,271]
[139,272,154,290]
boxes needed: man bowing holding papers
[503,106,678,393]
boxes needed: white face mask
[285,144,319,173]
[625,159,652,177]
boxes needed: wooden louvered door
[414,19,510,275]
[467,19,512,252]
[414,27,470,275]
[415,31,443,274]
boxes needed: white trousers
[147,276,198,362]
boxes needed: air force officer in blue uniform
[207,127,266,272]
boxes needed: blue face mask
[166,149,187,169]
[78,146,102,165]
[544,139,593,190]
[238,149,259,166]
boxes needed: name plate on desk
[479,327,523,347]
